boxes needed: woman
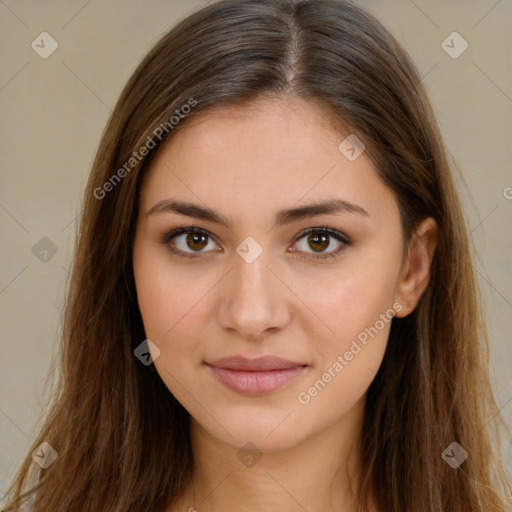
[3,0,511,510]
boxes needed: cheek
[133,244,217,398]
[294,272,397,420]
[292,249,401,353]
[291,243,402,419]
[133,243,209,340]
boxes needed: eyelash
[159,225,352,261]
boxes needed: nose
[216,248,292,340]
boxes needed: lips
[206,356,308,396]
[208,355,306,371]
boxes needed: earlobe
[394,217,438,318]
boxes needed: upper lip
[206,356,307,371]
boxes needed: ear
[394,217,438,318]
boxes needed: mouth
[205,355,309,396]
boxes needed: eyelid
[159,226,220,259]
[289,226,351,260]
[159,225,352,260]
[293,226,351,246]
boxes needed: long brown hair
[3,0,511,510]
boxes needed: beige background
[1,0,511,498]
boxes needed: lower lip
[208,365,307,396]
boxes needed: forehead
[139,97,397,224]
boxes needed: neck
[173,394,377,512]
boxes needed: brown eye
[161,227,220,258]
[185,232,209,251]
[307,233,330,252]
[161,226,351,261]
[290,227,351,260]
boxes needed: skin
[132,97,437,512]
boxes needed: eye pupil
[308,233,329,252]
[187,233,208,251]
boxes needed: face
[132,97,408,453]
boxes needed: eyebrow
[146,197,369,229]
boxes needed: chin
[193,410,310,453]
